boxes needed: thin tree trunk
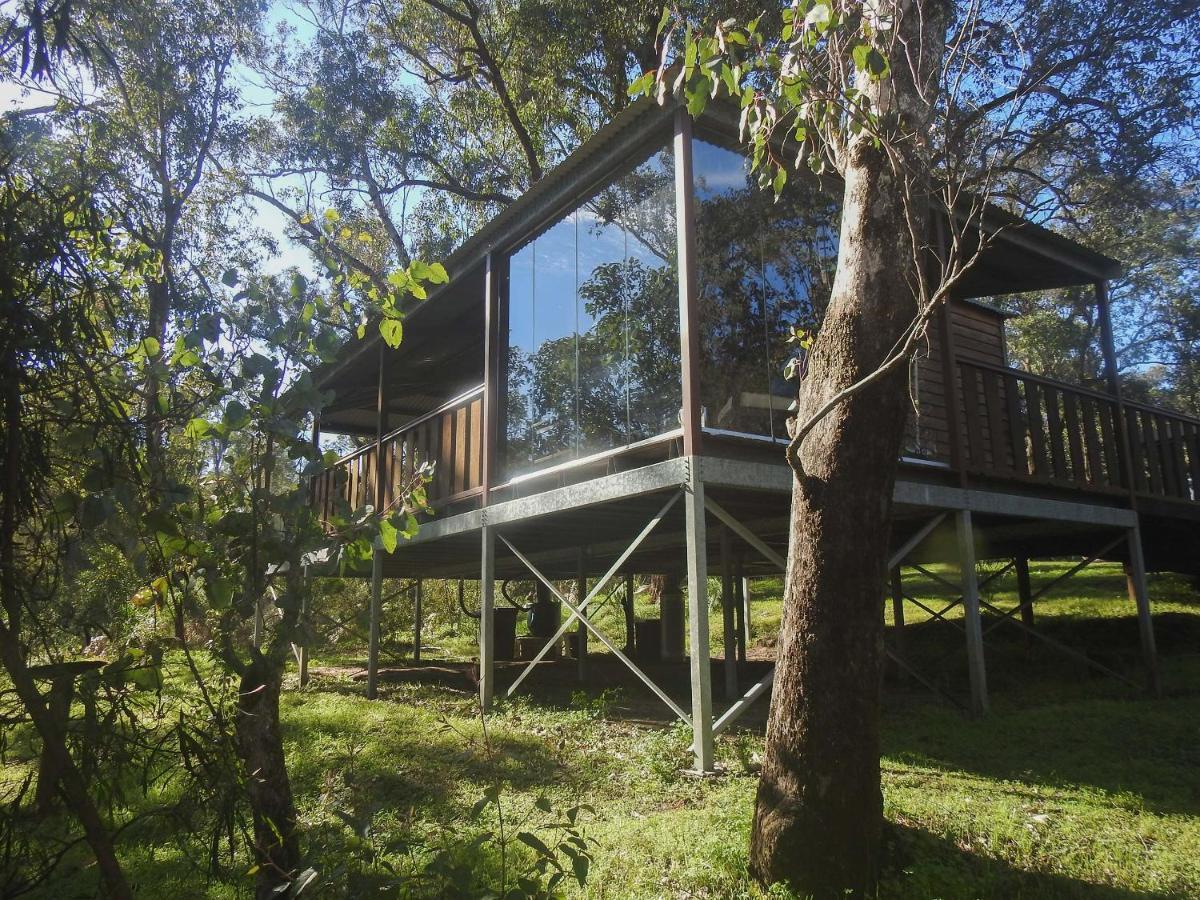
[749,3,938,892]
[235,649,300,898]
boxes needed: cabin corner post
[478,250,500,711]
[367,341,390,701]
[1125,519,1161,696]
[673,106,703,457]
[684,458,715,772]
[933,214,966,482]
[955,509,989,716]
[1095,281,1121,397]
[1095,280,1137,496]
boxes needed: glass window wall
[692,138,841,439]
[505,144,679,478]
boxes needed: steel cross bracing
[889,529,1147,708]
[499,490,688,721]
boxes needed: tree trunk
[235,651,300,898]
[749,4,937,892]
[2,339,131,898]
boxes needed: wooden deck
[312,354,1199,535]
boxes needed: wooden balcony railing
[312,385,485,526]
[957,359,1199,502]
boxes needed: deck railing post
[1125,520,1161,696]
[955,510,988,715]
[684,458,714,772]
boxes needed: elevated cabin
[310,99,1200,771]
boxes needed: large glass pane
[620,149,680,441]
[529,215,578,469]
[504,140,680,478]
[506,246,536,471]
[576,195,630,456]
[693,138,839,438]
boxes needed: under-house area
[305,99,1200,774]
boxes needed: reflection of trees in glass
[694,139,840,438]
[505,146,679,478]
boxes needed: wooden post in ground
[1015,556,1035,646]
[623,574,635,655]
[720,527,737,699]
[741,575,752,648]
[413,579,423,662]
[889,566,906,682]
[1125,521,1161,696]
[576,551,587,682]
[956,510,988,716]
[733,561,747,663]
[660,575,685,661]
[298,565,310,688]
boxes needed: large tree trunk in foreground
[749,4,937,893]
[236,651,300,899]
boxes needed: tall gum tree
[646,0,1199,893]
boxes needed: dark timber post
[1097,281,1136,494]
[367,341,389,700]
[734,559,747,663]
[479,251,500,710]
[741,573,752,648]
[675,107,713,771]
[934,216,966,484]
[622,573,635,655]
[1125,520,1161,696]
[956,510,988,715]
[575,550,587,682]
[720,527,737,699]
[889,566,906,680]
[1015,556,1035,644]
[413,579,423,662]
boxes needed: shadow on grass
[882,821,1179,899]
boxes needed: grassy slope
[5,562,1199,898]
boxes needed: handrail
[329,384,485,466]
[961,359,1118,406]
[955,357,1199,503]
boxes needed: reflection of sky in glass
[505,144,680,477]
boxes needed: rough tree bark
[235,647,301,899]
[748,2,941,895]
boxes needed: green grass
[6,562,1200,898]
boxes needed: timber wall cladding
[312,391,485,528]
[905,300,1007,463]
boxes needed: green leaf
[655,6,670,36]
[772,167,788,196]
[223,400,251,430]
[378,518,398,553]
[379,319,403,349]
[516,831,554,859]
[426,262,448,284]
[221,269,239,288]
[301,302,316,324]
[135,337,160,359]
[185,417,212,440]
